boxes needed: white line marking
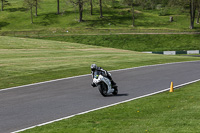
[1,60,199,92]
[12,78,200,133]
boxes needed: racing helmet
[91,64,97,71]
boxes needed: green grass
[0,0,199,34]
[21,81,200,133]
[0,36,200,89]
[37,34,200,52]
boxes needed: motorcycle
[92,71,118,97]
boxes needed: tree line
[1,0,200,29]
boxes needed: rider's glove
[91,82,96,87]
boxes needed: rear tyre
[112,86,118,95]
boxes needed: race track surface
[0,61,200,133]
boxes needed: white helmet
[91,64,97,71]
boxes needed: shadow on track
[106,93,129,97]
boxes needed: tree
[1,0,10,11]
[131,1,135,27]
[1,0,2,11]
[196,0,200,24]
[90,0,93,15]
[79,0,83,21]
[24,0,36,24]
[35,0,41,16]
[57,0,60,14]
[35,0,38,16]
[122,0,135,27]
[70,0,86,22]
[189,0,197,29]
[1,0,3,11]
[99,0,103,18]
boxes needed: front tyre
[98,82,108,97]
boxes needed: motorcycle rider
[91,64,116,87]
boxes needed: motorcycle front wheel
[98,82,108,97]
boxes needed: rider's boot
[111,80,117,87]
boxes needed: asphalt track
[0,61,200,133]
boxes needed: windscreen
[94,70,101,79]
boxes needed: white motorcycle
[92,71,118,97]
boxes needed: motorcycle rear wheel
[112,86,118,95]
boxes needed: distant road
[0,61,200,133]
[183,55,200,57]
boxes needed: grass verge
[21,81,200,133]
[0,36,200,89]
[37,34,200,52]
